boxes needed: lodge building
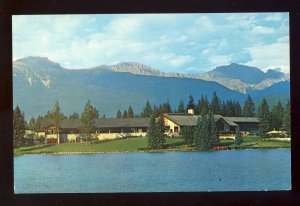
[37,109,259,144]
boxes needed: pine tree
[233,101,242,117]
[147,115,165,149]
[161,99,172,113]
[69,112,80,119]
[194,113,208,150]
[235,127,243,146]
[116,110,122,118]
[35,115,43,131]
[270,101,284,130]
[123,110,128,118]
[50,100,65,144]
[127,105,134,118]
[243,95,255,117]
[13,106,25,148]
[141,99,153,117]
[180,127,194,146]
[177,100,185,113]
[257,98,271,139]
[283,101,291,138]
[186,94,195,112]
[28,117,36,131]
[210,91,221,114]
[207,111,218,146]
[80,100,99,144]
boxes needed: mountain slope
[13,57,290,119]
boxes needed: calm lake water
[14,149,290,193]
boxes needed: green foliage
[28,117,36,131]
[161,99,172,113]
[116,110,122,118]
[177,100,185,113]
[127,105,134,118]
[270,101,284,130]
[122,110,128,118]
[69,112,80,119]
[180,126,194,145]
[186,94,195,112]
[235,127,243,146]
[194,111,218,150]
[210,91,221,114]
[243,95,255,117]
[13,106,26,148]
[147,115,165,149]
[257,98,271,139]
[50,100,65,143]
[195,95,209,115]
[283,101,291,137]
[140,99,153,117]
[80,99,99,141]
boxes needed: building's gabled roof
[163,113,259,127]
[95,118,150,128]
[42,118,150,129]
[163,113,223,127]
[224,117,259,123]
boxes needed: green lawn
[15,137,185,154]
[14,135,290,155]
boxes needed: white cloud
[252,26,275,34]
[245,42,290,73]
[264,13,282,22]
[208,55,232,68]
[168,55,195,67]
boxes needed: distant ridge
[13,57,290,119]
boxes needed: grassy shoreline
[14,136,290,155]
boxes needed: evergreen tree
[257,98,271,139]
[123,110,128,118]
[194,113,208,150]
[28,117,36,131]
[141,99,153,117]
[116,110,122,118]
[233,101,242,117]
[13,106,25,148]
[69,112,80,119]
[127,105,134,118]
[180,126,194,146]
[193,111,217,150]
[35,115,43,131]
[283,101,291,138]
[210,91,221,114]
[152,105,160,118]
[80,100,99,144]
[147,115,165,149]
[270,101,284,130]
[161,99,172,113]
[177,100,185,113]
[207,111,218,146]
[243,95,255,117]
[235,127,243,146]
[186,94,195,112]
[50,100,65,144]
[220,101,227,116]
[202,96,210,115]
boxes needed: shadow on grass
[20,144,54,152]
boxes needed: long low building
[163,112,259,137]
[37,110,259,144]
[41,118,150,144]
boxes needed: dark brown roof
[96,118,150,128]
[163,113,259,127]
[42,118,150,129]
[163,114,223,126]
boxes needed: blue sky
[12,13,289,73]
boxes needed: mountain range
[13,56,290,119]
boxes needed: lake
[14,149,291,193]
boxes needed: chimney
[187,108,194,115]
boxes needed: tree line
[13,91,291,148]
